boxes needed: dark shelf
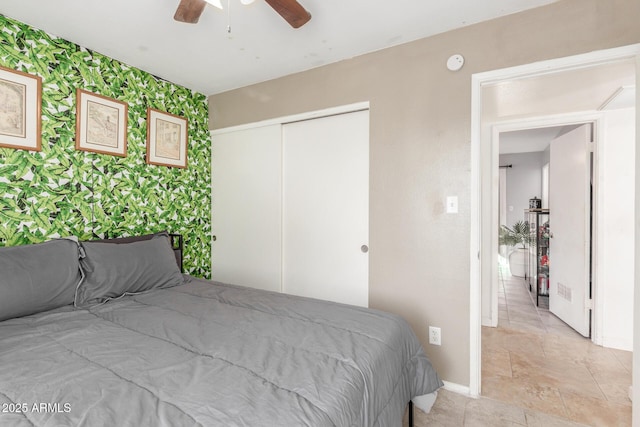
[525,209,550,306]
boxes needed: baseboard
[442,381,474,397]
[481,316,496,327]
[601,337,633,352]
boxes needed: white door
[282,111,369,307]
[211,124,282,292]
[548,124,591,337]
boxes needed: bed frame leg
[408,400,414,427]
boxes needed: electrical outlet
[429,326,441,346]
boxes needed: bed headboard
[169,234,184,273]
[89,232,183,273]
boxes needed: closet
[211,108,370,307]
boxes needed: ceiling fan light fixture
[174,0,311,27]
[204,0,224,9]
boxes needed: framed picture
[146,108,188,168]
[75,89,128,157]
[0,65,42,151]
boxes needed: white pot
[508,247,528,277]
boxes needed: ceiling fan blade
[264,0,311,28]
[174,0,207,24]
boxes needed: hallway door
[548,123,592,337]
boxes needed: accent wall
[0,15,212,277]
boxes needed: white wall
[599,108,635,351]
[499,152,545,227]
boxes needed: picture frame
[0,65,42,151]
[75,89,128,157]
[146,107,188,168]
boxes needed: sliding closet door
[282,110,369,307]
[211,124,282,292]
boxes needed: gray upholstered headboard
[88,232,183,273]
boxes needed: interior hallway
[481,267,632,426]
[403,265,632,426]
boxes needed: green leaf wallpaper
[0,15,212,278]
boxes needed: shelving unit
[525,209,550,306]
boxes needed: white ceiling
[484,60,636,122]
[499,127,564,155]
[488,60,637,154]
[0,0,558,95]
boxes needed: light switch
[446,196,458,214]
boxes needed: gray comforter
[0,277,442,426]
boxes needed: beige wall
[208,0,640,386]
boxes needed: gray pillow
[89,231,182,272]
[0,238,82,321]
[75,234,184,308]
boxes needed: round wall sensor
[446,54,465,71]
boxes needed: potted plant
[499,220,532,277]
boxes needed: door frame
[210,101,370,136]
[488,114,603,342]
[469,43,640,398]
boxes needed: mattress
[0,276,442,426]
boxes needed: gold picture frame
[0,65,42,151]
[75,89,128,157]
[146,108,188,168]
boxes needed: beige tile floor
[403,266,632,426]
[403,388,592,426]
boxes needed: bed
[0,232,442,426]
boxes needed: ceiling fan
[174,0,311,29]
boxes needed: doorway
[470,51,635,425]
[469,44,640,403]
[497,121,597,339]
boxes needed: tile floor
[404,266,632,426]
[403,388,592,426]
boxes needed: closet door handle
[361,245,369,253]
